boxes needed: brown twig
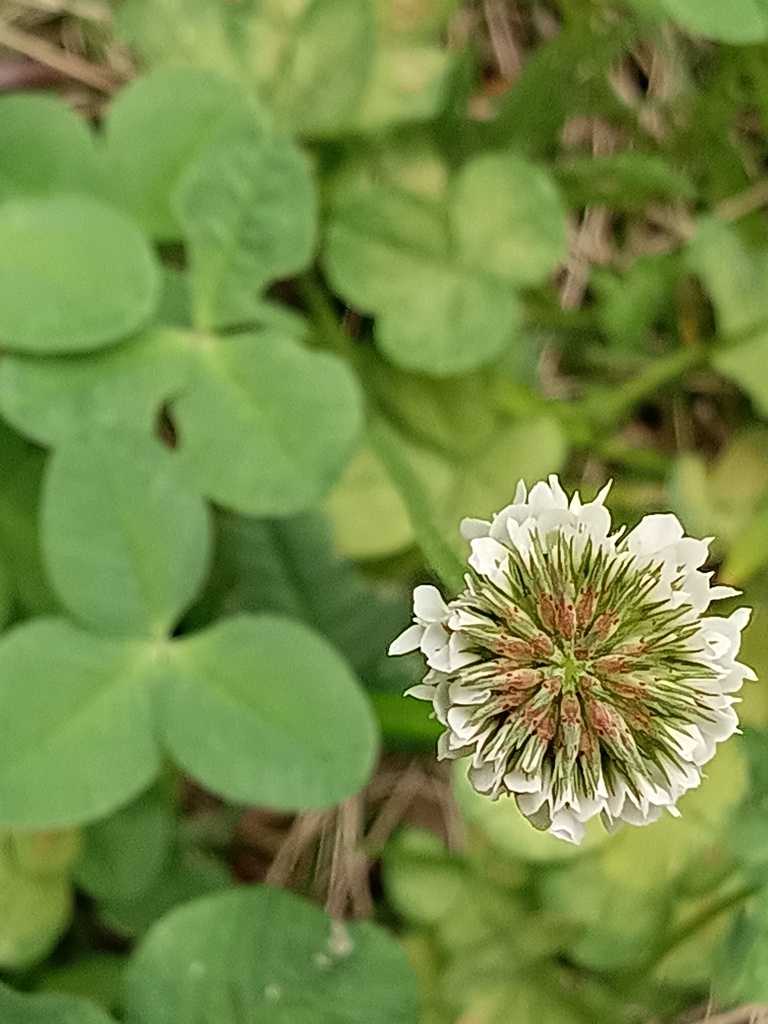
[687,1005,768,1024]
[365,760,425,854]
[483,0,524,83]
[0,18,121,91]
[263,809,327,889]
[0,56,64,89]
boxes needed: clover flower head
[389,476,755,844]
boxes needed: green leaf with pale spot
[123,887,418,1024]
[104,68,265,240]
[0,982,115,1024]
[0,94,101,201]
[172,332,363,516]
[325,155,566,374]
[0,196,161,354]
[354,45,450,131]
[175,131,315,329]
[115,0,377,137]
[0,829,80,970]
[325,442,419,559]
[42,430,211,639]
[0,619,159,829]
[158,614,378,810]
[0,609,376,827]
[260,0,377,135]
[451,154,567,288]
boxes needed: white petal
[548,810,585,844]
[517,788,549,816]
[447,608,486,630]
[468,537,509,578]
[547,474,569,508]
[529,479,565,513]
[469,761,500,793]
[404,682,437,701]
[437,731,462,760]
[448,680,490,705]
[388,623,423,656]
[448,632,478,670]
[626,513,685,557]
[731,606,752,632]
[420,620,449,660]
[535,508,575,545]
[433,680,452,724]
[490,503,528,539]
[413,584,449,623]
[460,517,490,541]
[673,537,709,570]
[503,768,542,794]
[446,706,479,741]
[576,502,611,541]
[594,480,612,504]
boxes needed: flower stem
[302,269,466,594]
[621,880,759,984]
[368,413,466,594]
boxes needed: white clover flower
[389,476,755,844]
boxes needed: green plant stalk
[618,879,760,987]
[368,413,466,595]
[300,272,360,363]
[579,345,705,429]
[303,271,466,593]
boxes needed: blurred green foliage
[0,0,767,1020]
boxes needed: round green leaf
[0,619,159,828]
[661,0,768,42]
[158,614,378,810]
[0,982,115,1024]
[42,431,211,639]
[354,45,451,131]
[124,887,418,1024]
[0,332,191,448]
[173,332,363,516]
[0,94,101,201]
[451,154,567,287]
[325,185,521,375]
[104,68,264,240]
[176,130,316,330]
[0,423,59,616]
[116,0,376,137]
[186,510,410,681]
[0,196,161,353]
[266,0,377,135]
[76,786,174,905]
[325,442,416,559]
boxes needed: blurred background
[3,1,768,1023]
